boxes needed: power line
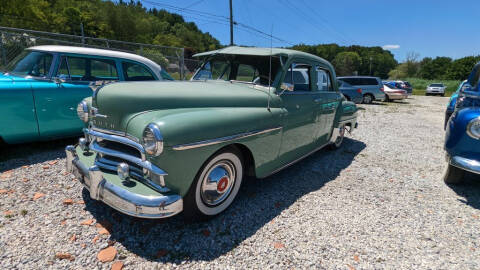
[139,0,295,46]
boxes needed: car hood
[91,80,272,133]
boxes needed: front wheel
[443,163,465,184]
[183,148,243,220]
[328,124,346,150]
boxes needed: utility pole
[229,0,233,45]
[369,56,373,75]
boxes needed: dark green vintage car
[66,46,358,219]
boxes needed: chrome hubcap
[200,161,236,206]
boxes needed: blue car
[337,80,363,104]
[444,63,480,184]
[444,79,468,129]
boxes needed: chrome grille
[85,128,169,193]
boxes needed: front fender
[125,107,283,196]
[445,107,480,161]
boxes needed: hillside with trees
[0,0,221,55]
[291,44,398,78]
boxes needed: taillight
[357,88,362,93]
[380,87,384,92]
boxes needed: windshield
[6,50,53,78]
[430,83,444,87]
[192,54,281,87]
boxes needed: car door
[34,55,119,138]
[314,65,342,144]
[278,62,319,163]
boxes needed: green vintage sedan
[0,45,172,144]
[65,46,358,219]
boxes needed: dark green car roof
[193,46,330,66]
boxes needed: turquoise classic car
[65,46,358,220]
[0,45,172,144]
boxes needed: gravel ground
[1,96,480,269]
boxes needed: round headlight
[142,123,163,156]
[467,118,480,140]
[76,101,88,123]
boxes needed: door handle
[313,98,322,103]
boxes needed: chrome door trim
[172,127,283,151]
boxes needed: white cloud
[382,44,400,50]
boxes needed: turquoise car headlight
[142,123,163,156]
[467,118,480,140]
[76,101,89,123]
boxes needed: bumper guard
[65,145,183,219]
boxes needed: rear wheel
[183,148,243,220]
[362,94,374,104]
[384,95,391,102]
[443,163,465,184]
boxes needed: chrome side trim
[450,155,480,175]
[90,141,167,176]
[172,127,283,151]
[265,142,330,177]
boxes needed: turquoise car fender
[125,107,284,196]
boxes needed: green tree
[333,52,362,76]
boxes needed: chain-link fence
[0,26,202,80]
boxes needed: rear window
[339,77,379,86]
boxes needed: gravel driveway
[1,96,480,269]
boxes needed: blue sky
[141,0,480,62]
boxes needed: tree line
[290,44,398,78]
[2,0,479,80]
[0,0,221,57]
[388,52,480,81]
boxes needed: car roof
[28,45,163,77]
[337,76,380,79]
[193,46,331,66]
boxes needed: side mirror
[279,83,294,95]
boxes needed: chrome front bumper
[449,155,480,175]
[65,145,183,219]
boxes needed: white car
[383,83,408,101]
[426,83,446,96]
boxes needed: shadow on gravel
[0,137,76,172]
[447,172,480,210]
[83,138,366,263]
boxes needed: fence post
[0,32,6,66]
[180,48,185,80]
[80,23,85,45]
[105,40,109,48]
[140,45,143,56]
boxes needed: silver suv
[337,76,386,104]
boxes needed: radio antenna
[267,25,273,112]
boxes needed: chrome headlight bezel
[467,117,480,140]
[76,101,89,123]
[142,123,163,156]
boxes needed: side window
[122,62,156,81]
[236,64,258,82]
[284,63,311,91]
[56,56,118,81]
[316,67,333,91]
[90,59,118,80]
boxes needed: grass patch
[404,77,462,97]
